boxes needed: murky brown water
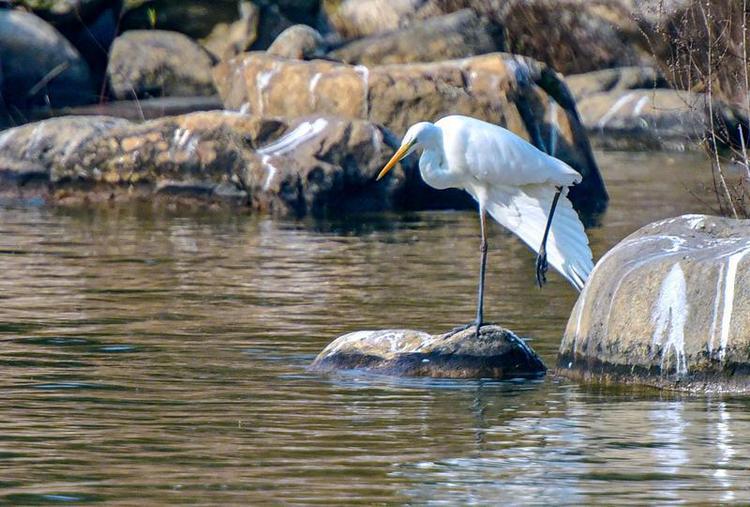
[1,151,749,505]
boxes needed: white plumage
[377,114,593,292]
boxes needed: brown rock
[328,9,502,66]
[107,30,216,99]
[0,115,131,172]
[268,24,325,60]
[214,52,608,214]
[559,214,750,393]
[0,112,411,214]
[244,115,405,215]
[499,0,649,74]
[433,0,655,74]
[311,325,546,379]
[323,0,446,39]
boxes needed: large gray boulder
[16,0,121,86]
[311,325,546,379]
[558,214,750,393]
[213,52,608,214]
[0,112,410,214]
[107,30,216,99]
[328,9,503,66]
[0,10,95,115]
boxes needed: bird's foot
[535,247,548,288]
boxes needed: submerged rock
[311,325,546,379]
[214,52,608,214]
[328,9,503,66]
[558,214,750,393]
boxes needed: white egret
[376,115,594,333]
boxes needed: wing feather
[438,115,582,188]
[483,184,593,291]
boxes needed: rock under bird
[376,115,594,332]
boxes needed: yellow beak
[376,141,413,181]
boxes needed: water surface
[1,151,749,505]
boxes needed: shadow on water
[0,151,749,504]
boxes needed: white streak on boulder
[651,263,688,376]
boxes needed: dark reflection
[471,380,488,449]
[304,211,428,236]
[0,151,749,504]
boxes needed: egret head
[376,122,437,181]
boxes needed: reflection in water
[649,401,689,486]
[1,151,750,504]
[711,399,737,503]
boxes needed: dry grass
[640,0,750,218]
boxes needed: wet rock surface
[214,52,608,214]
[0,112,411,214]
[107,30,216,100]
[328,9,502,66]
[311,325,546,379]
[559,214,750,393]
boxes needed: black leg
[535,187,562,288]
[475,206,488,336]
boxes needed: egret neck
[378,122,456,190]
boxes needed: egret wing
[484,184,593,290]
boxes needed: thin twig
[27,61,70,98]
[740,125,750,181]
[700,2,738,218]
